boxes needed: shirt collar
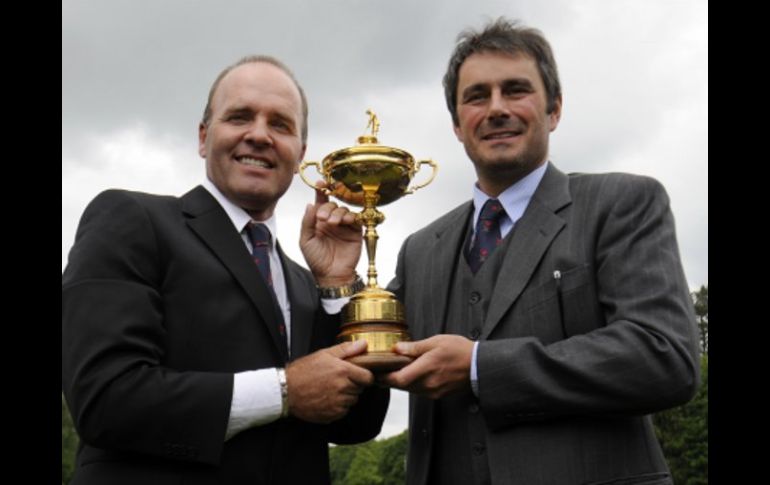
[201,178,278,249]
[471,161,548,232]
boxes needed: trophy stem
[364,222,379,288]
[360,188,385,288]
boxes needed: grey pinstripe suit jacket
[390,162,700,485]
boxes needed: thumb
[326,339,368,359]
[300,203,317,244]
[314,181,330,205]
[393,339,427,357]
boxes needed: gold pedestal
[300,110,437,372]
[338,288,412,371]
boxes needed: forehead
[211,62,303,116]
[458,51,543,89]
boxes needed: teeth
[486,132,517,139]
[239,157,271,168]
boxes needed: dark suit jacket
[62,186,389,485]
[389,163,699,485]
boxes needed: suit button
[421,428,429,439]
[469,327,481,340]
[469,292,481,304]
[472,442,486,456]
[469,403,479,414]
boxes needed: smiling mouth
[481,131,521,141]
[236,156,274,169]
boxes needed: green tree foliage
[330,431,407,485]
[653,286,708,484]
[654,355,708,484]
[378,431,407,485]
[61,394,79,484]
[693,285,708,355]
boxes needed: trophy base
[338,288,412,373]
[348,353,413,372]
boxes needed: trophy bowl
[299,110,437,372]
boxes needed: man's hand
[286,340,374,423]
[300,183,362,287]
[379,335,474,399]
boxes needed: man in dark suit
[382,19,699,485]
[62,55,389,485]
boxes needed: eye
[464,92,487,104]
[502,83,532,98]
[225,113,250,124]
[270,118,294,133]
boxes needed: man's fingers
[315,201,339,221]
[300,203,318,243]
[325,340,375,387]
[347,363,375,387]
[380,359,424,390]
[393,339,430,357]
[314,181,330,206]
[326,339,368,359]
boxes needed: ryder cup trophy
[299,110,438,371]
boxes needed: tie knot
[479,199,505,221]
[246,222,271,249]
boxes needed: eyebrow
[222,106,253,118]
[461,78,536,100]
[501,79,535,91]
[221,106,297,126]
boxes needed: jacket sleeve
[62,190,232,465]
[477,176,700,430]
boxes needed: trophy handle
[405,159,438,194]
[298,160,331,194]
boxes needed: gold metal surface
[298,110,438,372]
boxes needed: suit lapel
[482,164,572,339]
[426,202,473,338]
[182,186,289,361]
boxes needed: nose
[244,117,273,147]
[487,90,510,122]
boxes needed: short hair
[201,55,309,142]
[443,18,562,126]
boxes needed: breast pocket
[556,263,603,338]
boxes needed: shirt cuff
[225,368,283,441]
[321,296,351,315]
[470,341,480,397]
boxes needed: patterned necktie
[245,222,286,339]
[467,199,506,274]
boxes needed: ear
[453,123,465,143]
[548,95,562,132]
[198,122,208,158]
[294,143,307,174]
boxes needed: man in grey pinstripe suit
[382,18,700,485]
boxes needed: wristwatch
[317,274,365,299]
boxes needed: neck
[475,160,546,197]
[245,207,274,222]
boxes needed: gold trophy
[299,110,438,371]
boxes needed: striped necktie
[245,222,286,339]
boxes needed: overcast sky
[62,0,708,439]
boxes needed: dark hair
[201,55,309,142]
[443,18,561,126]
